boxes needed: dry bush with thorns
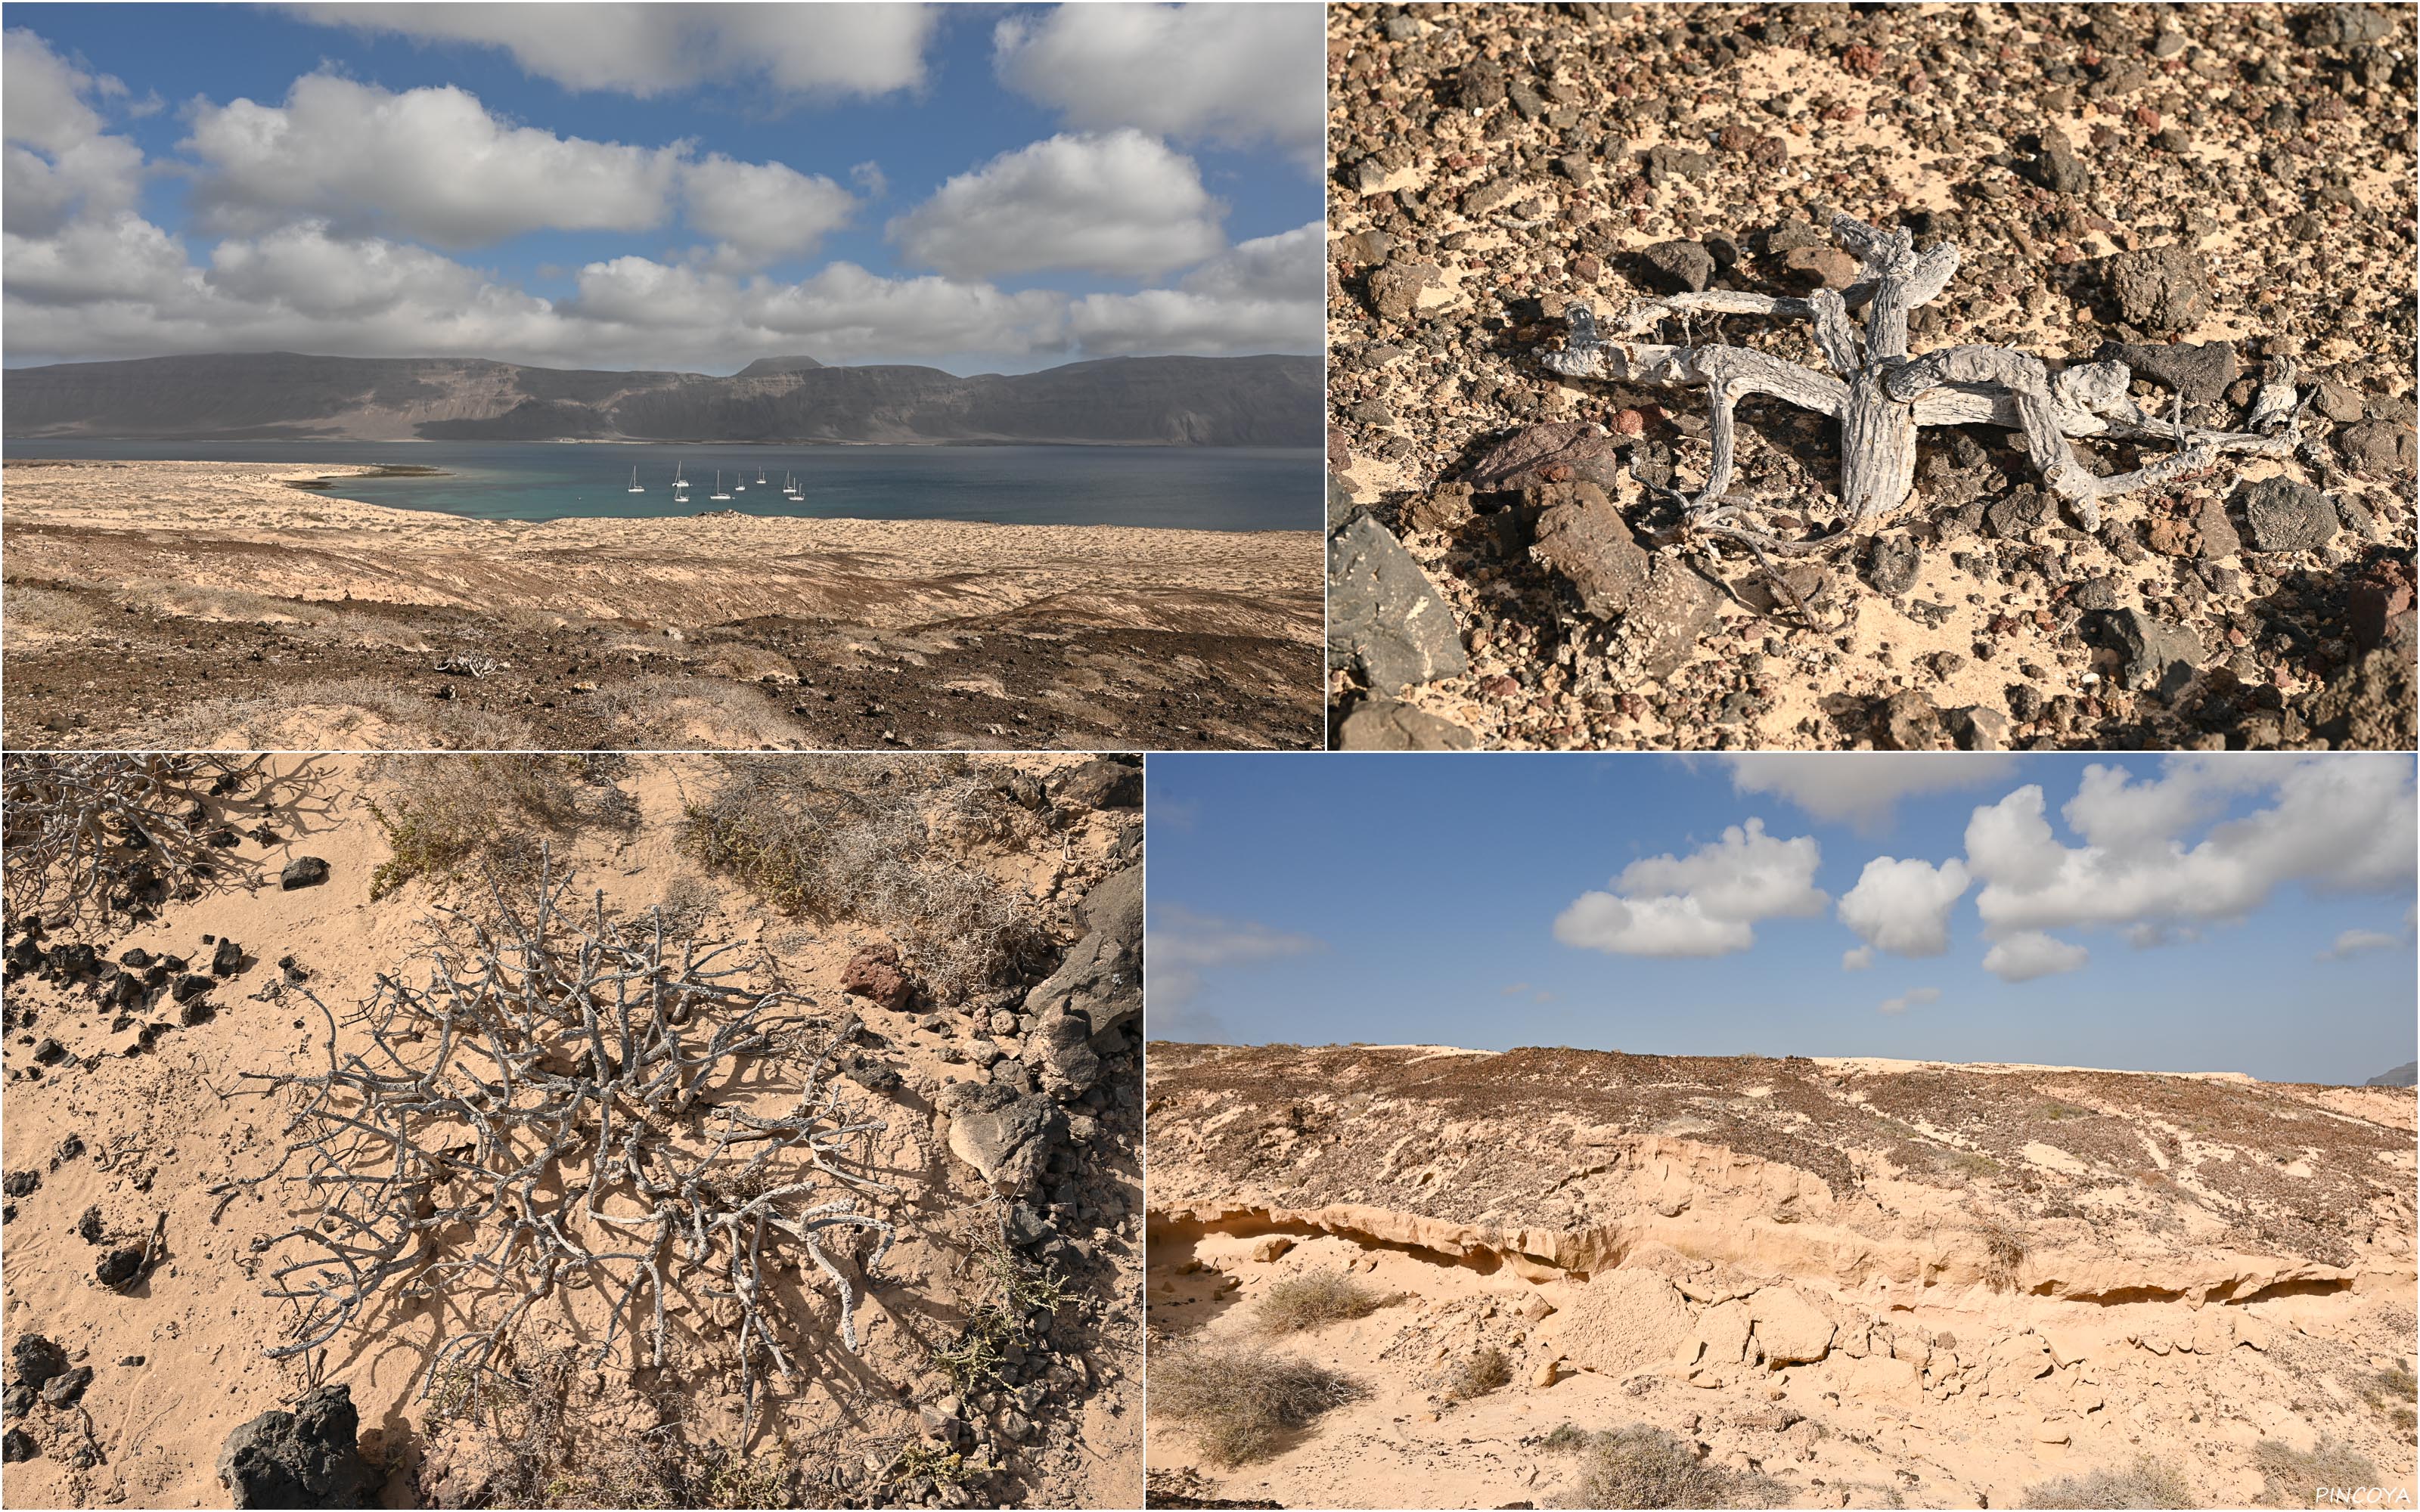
[681,756,1050,1001]
[215,855,900,1433]
[1,753,262,925]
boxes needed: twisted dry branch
[1,753,263,925]
[213,851,896,1434]
[1543,212,2310,569]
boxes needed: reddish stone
[841,944,917,1012]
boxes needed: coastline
[2,460,1323,751]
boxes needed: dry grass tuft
[1147,1340,1361,1467]
[2360,1360,2418,1440]
[1450,1346,1512,1399]
[2252,1438,2378,1506]
[681,756,1047,999]
[2024,1455,2198,1508]
[1968,1212,2027,1290]
[1549,1424,1781,1510]
[1253,1269,1386,1334]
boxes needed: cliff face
[1144,1043,2418,1509]
[2,352,1321,446]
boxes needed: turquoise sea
[2,439,1322,532]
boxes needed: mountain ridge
[2,350,1320,446]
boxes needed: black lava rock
[216,1384,377,1509]
[279,858,330,891]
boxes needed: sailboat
[626,466,644,494]
[756,466,768,486]
[672,463,689,502]
[709,469,732,502]
[782,470,802,500]
[733,467,746,492]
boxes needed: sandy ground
[1,461,1322,751]
[1145,1042,2419,1510]
[1326,2,2418,751]
[1,754,1143,1508]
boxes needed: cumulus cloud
[1842,946,1875,971]
[1837,855,1971,959]
[1967,758,2417,939]
[1146,903,1320,1039]
[1069,221,1321,355]
[1555,819,1825,959]
[1723,754,2019,829]
[992,3,1323,163]
[1981,931,2090,983]
[682,154,857,267]
[290,3,936,101]
[1879,987,1941,1015]
[2319,929,2403,962]
[3,29,147,235]
[182,75,686,246]
[889,130,1224,279]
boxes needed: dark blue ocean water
[1,440,1323,532]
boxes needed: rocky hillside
[2,352,1321,446]
[1146,1043,2418,1509]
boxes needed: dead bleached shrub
[1253,1269,1386,1334]
[2024,1455,2198,1508]
[681,756,1048,999]
[1,753,262,925]
[1146,1339,1361,1467]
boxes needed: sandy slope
[1145,1043,2418,1510]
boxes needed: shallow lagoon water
[3,439,1323,532]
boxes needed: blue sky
[1146,754,2418,1086]
[4,3,1323,373]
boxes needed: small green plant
[1551,1423,1781,1509]
[2024,1455,2198,1508]
[367,752,584,897]
[1542,1422,1593,1453]
[886,1441,973,1490]
[1147,1340,1362,1467]
[1450,1346,1512,1399]
[930,1221,1068,1394]
[1255,1269,1385,1334]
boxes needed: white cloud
[2,29,147,236]
[1722,754,2019,829]
[993,3,1323,166]
[682,154,857,268]
[1967,758,2418,939]
[888,129,1224,279]
[1069,221,1322,356]
[1879,986,1941,1015]
[1146,903,1320,1037]
[849,160,888,200]
[1837,855,1970,958]
[182,75,686,246]
[289,3,937,101]
[1842,946,1875,971]
[1554,892,1756,958]
[2319,929,2402,962]
[1981,931,2090,983]
[1555,818,1826,959]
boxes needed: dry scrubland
[1326,2,2417,751]
[1144,1043,2418,1509]
[0,460,1322,751]
[0,751,1146,1507]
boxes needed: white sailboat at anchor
[626,466,644,494]
[709,469,732,501]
